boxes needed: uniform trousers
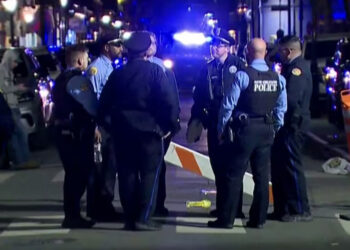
[271,127,310,216]
[55,125,95,219]
[87,128,117,218]
[207,123,243,216]
[156,136,171,210]
[219,120,274,225]
[113,129,163,225]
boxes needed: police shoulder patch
[89,67,98,75]
[292,68,302,76]
[229,65,237,74]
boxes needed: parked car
[0,47,57,149]
[323,38,350,128]
[302,33,350,117]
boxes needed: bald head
[246,38,267,62]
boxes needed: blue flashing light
[48,45,62,53]
[333,12,346,20]
[173,31,208,46]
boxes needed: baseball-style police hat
[97,34,122,50]
[211,30,236,46]
[123,31,151,54]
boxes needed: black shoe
[246,220,264,229]
[236,211,246,219]
[209,209,218,217]
[280,214,298,222]
[124,222,135,231]
[90,212,121,222]
[62,217,95,229]
[154,207,169,217]
[207,219,233,229]
[267,212,283,221]
[134,221,161,231]
[340,214,350,221]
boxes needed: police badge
[229,65,237,74]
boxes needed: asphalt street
[0,91,350,250]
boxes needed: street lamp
[60,0,68,8]
[1,0,18,13]
[1,0,18,47]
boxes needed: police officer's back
[208,38,287,229]
[98,31,178,231]
[52,45,97,229]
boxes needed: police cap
[211,32,236,46]
[123,31,151,54]
[97,34,121,51]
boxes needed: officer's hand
[95,127,102,143]
[218,133,224,145]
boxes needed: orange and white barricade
[164,142,274,203]
[341,89,350,155]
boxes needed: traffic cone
[340,90,350,155]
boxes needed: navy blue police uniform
[52,68,97,228]
[270,55,313,221]
[148,56,181,216]
[188,42,246,218]
[98,31,179,230]
[209,59,287,229]
[85,36,121,221]
[0,90,14,168]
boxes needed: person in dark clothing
[187,34,246,219]
[208,38,287,229]
[146,32,181,216]
[52,45,98,229]
[98,31,179,231]
[269,36,313,223]
[0,90,14,169]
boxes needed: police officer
[52,45,97,229]
[98,31,179,231]
[86,34,123,221]
[146,32,181,216]
[269,35,313,222]
[187,32,246,219]
[208,38,287,229]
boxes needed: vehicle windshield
[35,54,58,73]
[304,40,338,60]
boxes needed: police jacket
[52,69,97,129]
[191,54,246,128]
[98,58,179,136]
[282,55,312,130]
[235,66,281,117]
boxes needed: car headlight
[343,70,350,85]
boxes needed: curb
[305,131,350,161]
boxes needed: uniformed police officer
[208,38,287,229]
[146,32,181,216]
[98,31,179,231]
[52,45,98,229]
[86,34,123,221]
[187,32,246,219]
[269,35,313,222]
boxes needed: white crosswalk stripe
[337,214,350,236]
[0,215,69,237]
[0,173,15,184]
[175,217,246,234]
[51,170,65,182]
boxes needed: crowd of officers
[49,29,312,231]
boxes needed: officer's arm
[154,66,179,134]
[97,71,116,129]
[217,71,248,134]
[272,75,287,132]
[87,66,101,96]
[286,71,305,119]
[66,76,98,117]
[191,66,209,120]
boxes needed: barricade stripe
[175,146,202,176]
